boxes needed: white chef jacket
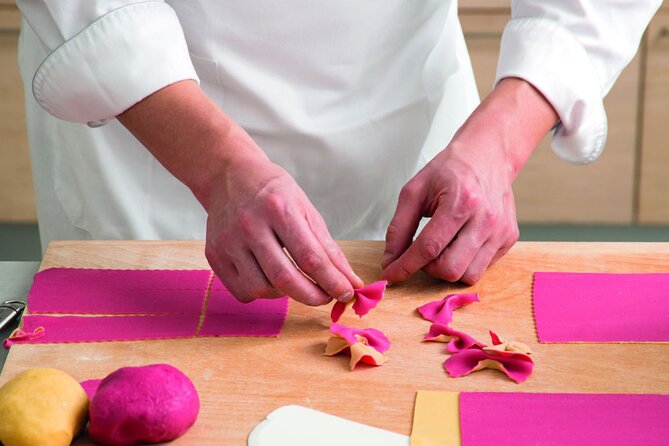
[16,1,661,250]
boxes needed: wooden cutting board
[2,240,669,445]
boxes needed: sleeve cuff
[495,17,607,165]
[32,1,199,125]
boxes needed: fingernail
[336,290,354,303]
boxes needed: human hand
[202,136,364,306]
[380,78,558,284]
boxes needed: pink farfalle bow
[423,323,485,353]
[416,293,479,325]
[324,322,391,370]
[330,280,387,322]
[443,331,534,383]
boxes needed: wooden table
[2,240,669,444]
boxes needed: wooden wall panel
[460,13,638,224]
[0,5,36,222]
[638,12,669,223]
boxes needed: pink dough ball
[89,364,199,445]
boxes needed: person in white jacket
[16,1,661,306]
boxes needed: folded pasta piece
[416,293,479,325]
[330,281,387,322]
[324,323,390,370]
[423,323,485,353]
[443,332,534,384]
[3,326,45,349]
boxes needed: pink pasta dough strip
[4,314,199,345]
[27,268,211,315]
[330,281,387,322]
[198,286,289,337]
[416,293,479,325]
[460,392,669,445]
[424,323,485,353]
[533,272,669,343]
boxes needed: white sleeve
[17,0,199,126]
[496,0,662,164]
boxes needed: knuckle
[399,183,418,202]
[394,264,413,282]
[438,262,464,283]
[418,238,443,261]
[461,271,481,285]
[298,249,323,272]
[305,293,332,307]
[483,209,499,227]
[269,266,294,290]
[385,223,401,243]
[263,193,286,215]
[460,188,481,210]
[322,278,346,296]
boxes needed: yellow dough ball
[0,368,89,446]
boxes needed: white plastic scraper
[248,405,410,446]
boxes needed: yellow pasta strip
[410,391,461,446]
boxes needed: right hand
[202,132,363,306]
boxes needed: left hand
[380,78,558,284]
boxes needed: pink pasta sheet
[533,272,669,342]
[27,268,211,315]
[3,314,199,347]
[460,392,669,445]
[416,294,479,325]
[324,323,390,370]
[330,281,387,322]
[423,323,485,353]
[198,280,289,337]
[443,331,534,384]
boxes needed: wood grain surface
[2,240,669,444]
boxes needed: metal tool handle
[0,300,26,332]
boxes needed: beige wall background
[1,1,668,225]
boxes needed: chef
[16,1,660,306]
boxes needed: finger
[209,256,253,304]
[307,209,364,290]
[421,221,486,283]
[381,182,425,269]
[488,237,516,267]
[234,249,284,300]
[249,228,333,306]
[458,241,499,285]
[382,203,468,284]
[275,212,355,302]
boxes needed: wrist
[189,114,269,210]
[487,77,558,177]
[450,77,558,181]
[117,80,269,210]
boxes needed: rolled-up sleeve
[496,1,661,164]
[17,0,198,126]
